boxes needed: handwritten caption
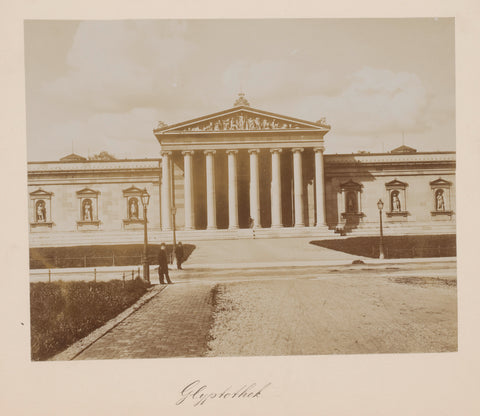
[176,380,271,406]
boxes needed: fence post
[54,256,58,268]
[48,269,51,283]
[137,267,140,279]
[132,270,134,280]
[112,253,115,266]
[94,268,96,282]
[123,272,125,288]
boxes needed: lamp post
[141,188,150,283]
[377,199,385,260]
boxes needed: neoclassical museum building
[28,95,456,248]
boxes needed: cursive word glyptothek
[176,379,272,406]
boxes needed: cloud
[27,21,454,160]
[269,67,429,136]
[222,59,339,103]
[42,21,197,114]
[30,107,162,161]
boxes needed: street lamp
[377,199,385,260]
[141,188,150,283]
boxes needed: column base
[271,224,283,229]
[228,226,239,230]
[294,223,305,228]
[162,227,172,232]
[207,226,218,231]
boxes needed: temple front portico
[27,95,455,248]
[154,96,330,232]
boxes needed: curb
[49,284,167,361]
[181,257,456,271]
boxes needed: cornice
[324,152,456,165]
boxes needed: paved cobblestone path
[75,282,216,360]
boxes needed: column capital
[161,150,172,157]
[181,150,195,156]
[270,148,283,154]
[291,147,304,153]
[248,148,261,154]
[226,149,238,155]
[313,145,325,153]
[203,149,217,155]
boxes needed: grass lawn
[30,278,150,360]
[30,243,196,269]
[311,234,456,258]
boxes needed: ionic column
[248,149,261,228]
[204,150,217,230]
[270,148,283,228]
[226,150,239,230]
[314,146,326,226]
[182,150,195,230]
[292,148,305,227]
[161,151,172,231]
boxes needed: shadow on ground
[310,234,456,259]
[30,244,197,269]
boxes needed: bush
[30,278,149,361]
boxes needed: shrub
[30,278,149,361]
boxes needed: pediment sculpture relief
[173,112,324,133]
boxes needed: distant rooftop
[59,153,87,162]
[390,145,417,154]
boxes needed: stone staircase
[29,221,456,249]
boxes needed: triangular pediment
[340,180,362,190]
[430,178,452,187]
[154,106,330,134]
[30,188,53,197]
[385,179,408,188]
[76,187,100,196]
[123,186,145,196]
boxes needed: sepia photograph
[24,18,458,362]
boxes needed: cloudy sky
[24,18,455,161]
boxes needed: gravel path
[207,275,457,356]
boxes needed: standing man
[157,243,172,284]
[176,241,184,270]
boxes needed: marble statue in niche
[346,191,357,213]
[83,199,93,221]
[36,200,46,222]
[392,192,401,212]
[129,197,139,219]
[436,190,446,211]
